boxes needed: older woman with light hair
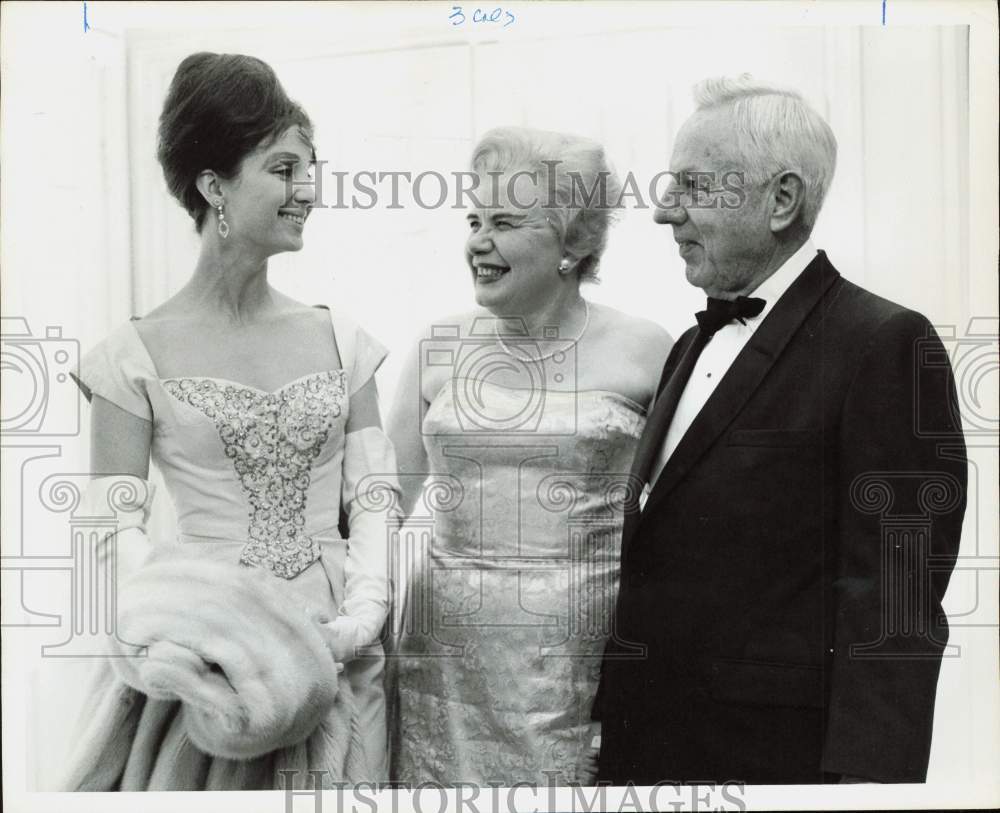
[387,126,671,785]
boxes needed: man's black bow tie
[695,295,767,336]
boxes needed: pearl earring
[214,199,230,239]
[558,258,572,273]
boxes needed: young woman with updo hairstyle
[62,52,399,791]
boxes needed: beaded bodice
[162,371,348,579]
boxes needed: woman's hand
[313,613,352,670]
[573,722,602,785]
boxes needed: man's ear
[770,171,806,234]
[195,170,223,206]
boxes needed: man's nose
[653,201,687,225]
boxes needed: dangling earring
[558,258,572,274]
[214,199,230,239]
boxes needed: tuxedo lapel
[621,332,695,547]
[638,252,840,523]
[629,330,698,474]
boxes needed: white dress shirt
[642,240,818,507]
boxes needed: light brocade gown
[391,380,645,785]
[64,308,390,791]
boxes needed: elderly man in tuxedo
[592,77,967,784]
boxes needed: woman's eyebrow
[263,151,302,164]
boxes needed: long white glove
[81,474,155,580]
[324,427,402,657]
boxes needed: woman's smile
[473,263,509,283]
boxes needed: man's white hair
[693,75,838,230]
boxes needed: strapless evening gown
[391,379,645,785]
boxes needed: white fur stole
[109,548,340,760]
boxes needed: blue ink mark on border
[882,0,886,25]
[448,6,515,28]
[83,1,90,32]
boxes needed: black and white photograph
[1,1,997,811]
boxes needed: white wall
[2,2,997,807]
[120,24,974,412]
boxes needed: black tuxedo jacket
[594,252,966,784]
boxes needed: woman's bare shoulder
[138,290,322,327]
[590,303,672,355]
[271,291,323,317]
[129,297,196,350]
[136,294,190,325]
[583,303,672,403]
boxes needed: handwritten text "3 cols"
[449,6,516,27]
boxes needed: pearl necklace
[494,299,591,363]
